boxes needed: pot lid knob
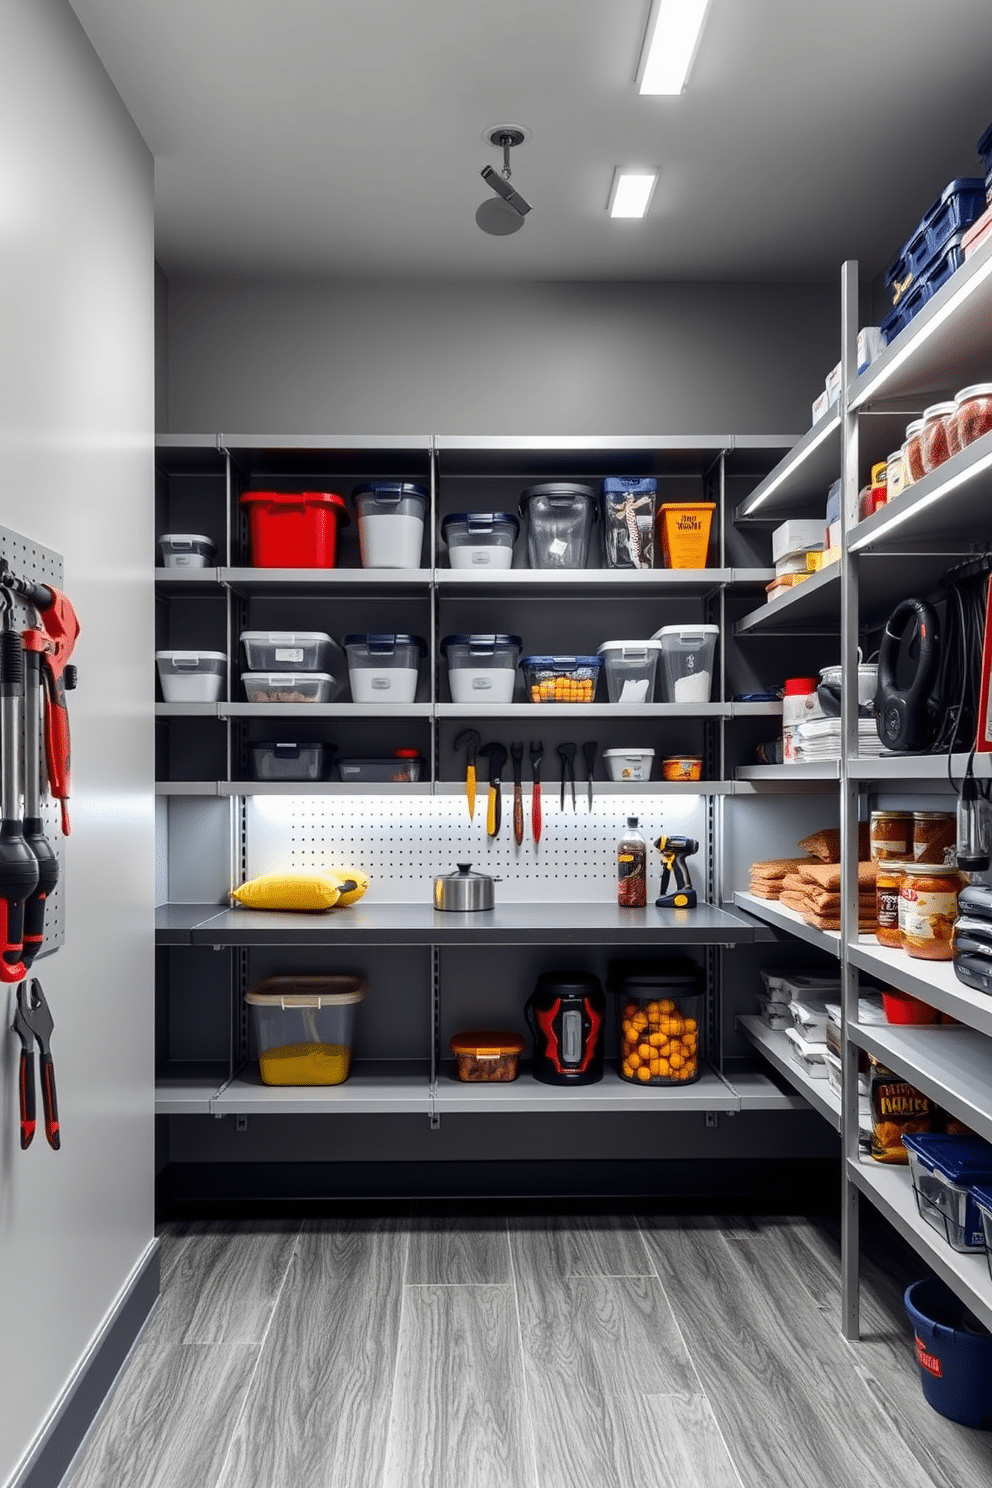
[456,863,472,874]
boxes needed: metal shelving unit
[737,1016,841,1131]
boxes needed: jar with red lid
[920,402,958,474]
[782,676,818,764]
[902,419,926,486]
[955,383,992,449]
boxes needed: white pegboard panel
[246,792,708,903]
[0,523,65,956]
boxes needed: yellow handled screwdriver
[454,728,480,820]
[479,742,507,837]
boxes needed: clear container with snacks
[601,477,656,569]
[521,655,602,703]
[441,512,519,570]
[246,975,367,1086]
[653,625,718,704]
[956,384,992,450]
[898,861,963,961]
[921,402,959,474]
[614,978,702,1086]
[902,419,926,486]
[242,672,339,703]
[597,640,662,704]
[343,634,426,704]
[518,483,598,569]
[441,634,521,704]
[449,1031,524,1082]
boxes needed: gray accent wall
[0,3,155,1484]
[166,276,840,436]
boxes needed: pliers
[11,978,60,1150]
[557,742,577,811]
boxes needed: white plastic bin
[441,512,518,570]
[653,624,719,704]
[352,482,428,568]
[344,634,426,703]
[240,631,339,672]
[158,533,216,568]
[441,634,521,703]
[597,640,662,704]
[156,650,226,703]
[603,748,654,781]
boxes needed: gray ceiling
[70,0,992,284]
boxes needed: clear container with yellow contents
[246,975,367,1085]
[612,974,702,1086]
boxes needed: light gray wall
[167,276,840,436]
[0,3,155,1484]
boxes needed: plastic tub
[156,650,226,703]
[246,975,367,1086]
[974,1184,992,1282]
[240,631,339,673]
[343,634,426,703]
[656,502,715,568]
[904,1278,992,1429]
[603,748,654,782]
[250,742,331,782]
[239,490,349,569]
[613,978,702,1086]
[338,755,423,783]
[441,512,519,570]
[902,1133,992,1252]
[758,997,792,1032]
[449,1031,524,1082]
[521,655,602,703]
[158,533,215,569]
[601,478,657,569]
[441,634,522,704]
[662,756,702,782]
[955,384,992,450]
[519,483,597,570]
[242,672,338,703]
[881,987,939,1025]
[597,640,661,704]
[352,482,428,569]
[653,624,718,704]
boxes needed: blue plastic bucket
[904,1278,992,1429]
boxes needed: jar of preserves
[886,450,905,502]
[898,862,963,961]
[876,860,908,949]
[920,402,958,474]
[902,419,926,486]
[870,810,912,861]
[912,810,957,866]
[955,383,992,450]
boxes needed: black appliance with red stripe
[525,970,604,1086]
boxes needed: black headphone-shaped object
[874,596,940,753]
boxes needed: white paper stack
[793,717,886,760]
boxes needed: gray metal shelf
[846,753,984,782]
[735,410,841,520]
[732,892,840,956]
[735,565,839,634]
[849,428,992,554]
[220,566,432,593]
[434,568,773,595]
[211,1061,432,1115]
[737,1015,841,1130]
[434,1061,739,1114]
[735,762,840,782]
[435,702,730,720]
[154,1062,229,1115]
[848,940,992,1038]
[849,1157,992,1335]
[850,1023,992,1146]
[220,702,434,719]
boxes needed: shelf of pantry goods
[849,938,992,1037]
[734,549,953,637]
[849,427,992,554]
[850,1021,992,1147]
[732,891,840,955]
[849,1156,992,1334]
[737,1015,841,1131]
[155,901,766,947]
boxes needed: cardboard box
[825,361,843,406]
[772,519,826,563]
[811,389,831,425]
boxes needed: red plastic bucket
[239,490,349,568]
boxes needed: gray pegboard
[0,523,65,957]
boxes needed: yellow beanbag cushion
[231,873,345,912]
[327,868,369,906]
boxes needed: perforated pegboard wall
[0,523,65,956]
[246,792,708,903]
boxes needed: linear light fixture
[637,0,711,95]
[608,168,658,219]
[738,411,841,516]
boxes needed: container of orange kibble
[520,655,602,704]
[614,977,703,1086]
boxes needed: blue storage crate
[880,299,910,346]
[884,178,986,300]
[979,120,992,174]
[905,1279,992,1429]
[902,1132,992,1251]
[923,231,966,296]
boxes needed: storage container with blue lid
[441,512,519,570]
[351,482,428,569]
[342,634,427,704]
[601,477,657,569]
[902,1132,992,1252]
[440,634,522,704]
[972,1183,992,1282]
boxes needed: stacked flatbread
[778,860,878,931]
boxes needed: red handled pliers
[11,978,60,1150]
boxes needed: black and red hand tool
[0,623,40,982]
[11,978,60,1150]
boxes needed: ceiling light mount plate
[482,125,529,149]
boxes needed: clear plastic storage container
[612,976,702,1086]
[601,478,656,569]
[242,672,338,703]
[249,742,331,781]
[351,482,428,569]
[338,755,423,783]
[521,655,602,703]
[441,634,521,703]
[156,650,227,703]
[240,631,340,672]
[902,1134,992,1252]
[441,512,519,570]
[653,625,719,704]
[246,975,367,1086]
[449,1031,524,1082]
[597,640,662,704]
[158,533,216,568]
[518,483,597,569]
[343,634,426,703]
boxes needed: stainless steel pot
[816,662,879,718]
[433,863,499,912]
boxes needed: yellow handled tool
[479,742,507,838]
[454,729,480,820]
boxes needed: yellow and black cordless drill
[654,835,698,909]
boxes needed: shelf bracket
[236,1114,248,1133]
[705,1111,719,1129]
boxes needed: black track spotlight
[477,127,532,235]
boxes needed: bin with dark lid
[525,970,604,1085]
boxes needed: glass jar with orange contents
[897,862,963,961]
[611,973,702,1086]
[876,860,908,949]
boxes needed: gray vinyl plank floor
[62,1209,992,1488]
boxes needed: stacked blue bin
[881,177,987,346]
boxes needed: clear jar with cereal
[898,862,963,961]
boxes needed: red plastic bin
[239,490,350,568]
[882,987,939,1025]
